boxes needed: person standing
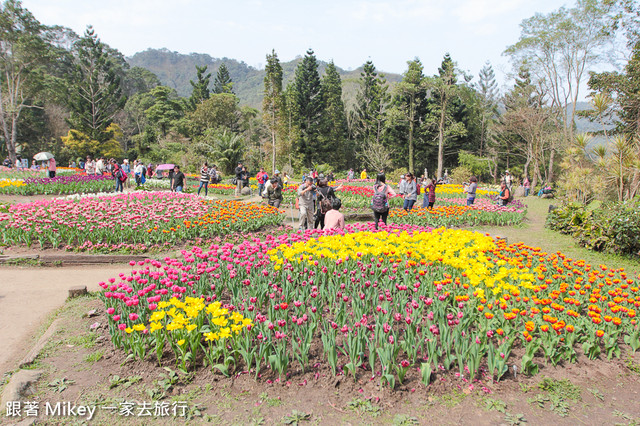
[111,160,124,192]
[504,170,512,189]
[523,176,531,197]
[266,178,282,208]
[398,174,406,196]
[283,172,289,186]
[324,198,345,230]
[171,165,185,193]
[198,162,210,196]
[314,178,343,229]
[121,159,131,189]
[466,176,478,205]
[256,167,268,197]
[134,160,146,186]
[371,174,396,229]
[348,168,354,181]
[97,157,106,175]
[234,162,244,196]
[360,169,367,180]
[298,177,316,230]
[47,156,56,178]
[422,177,437,209]
[402,173,417,211]
[241,166,250,194]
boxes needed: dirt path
[0,264,129,374]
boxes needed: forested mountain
[127,48,402,108]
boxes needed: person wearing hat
[273,169,283,188]
[234,162,244,196]
[504,170,512,190]
[266,177,283,208]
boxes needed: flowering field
[98,225,639,389]
[389,204,526,227]
[0,174,115,195]
[0,192,284,251]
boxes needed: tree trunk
[437,102,446,179]
[408,119,414,174]
[547,148,555,182]
[271,109,276,174]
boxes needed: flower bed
[0,192,284,250]
[389,204,526,227]
[0,174,115,195]
[98,225,640,389]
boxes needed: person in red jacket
[256,168,269,197]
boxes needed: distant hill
[127,48,403,109]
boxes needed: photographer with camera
[297,177,316,230]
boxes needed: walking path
[0,265,128,374]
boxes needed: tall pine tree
[189,65,211,109]
[67,26,126,144]
[394,59,427,173]
[293,49,324,167]
[321,61,349,168]
[213,63,233,94]
[425,53,466,179]
[351,60,389,149]
[476,61,499,155]
[262,50,283,173]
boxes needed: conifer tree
[263,50,283,173]
[189,65,211,109]
[321,61,349,167]
[351,60,389,148]
[293,49,324,166]
[67,26,127,144]
[395,58,427,173]
[476,61,499,155]
[213,63,233,94]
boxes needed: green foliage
[546,199,640,256]
[189,65,212,109]
[48,377,75,393]
[321,61,349,168]
[67,26,127,143]
[213,63,234,94]
[282,410,310,425]
[458,151,488,177]
[62,124,124,159]
[449,166,472,184]
[207,130,245,175]
[190,93,240,134]
[293,49,324,167]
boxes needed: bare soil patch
[3,295,640,425]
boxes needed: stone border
[18,318,63,369]
[0,254,149,266]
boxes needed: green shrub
[546,198,640,256]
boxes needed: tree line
[0,0,638,190]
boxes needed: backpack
[318,187,333,215]
[371,184,389,213]
[118,170,128,182]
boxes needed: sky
[22,0,572,91]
